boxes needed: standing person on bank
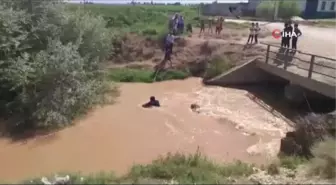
[254,22,261,44]
[164,32,174,67]
[281,23,287,47]
[291,23,302,50]
[208,18,213,34]
[199,19,205,36]
[177,15,184,35]
[284,22,293,48]
[247,22,255,44]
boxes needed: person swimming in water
[142,96,160,108]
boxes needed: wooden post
[308,55,315,78]
[265,45,270,63]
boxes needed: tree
[0,1,114,134]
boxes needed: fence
[260,42,336,82]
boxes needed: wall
[303,0,336,19]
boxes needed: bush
[22,151,255,184]
[0,1,113,133]
[203,56,234,80]
[71,4,199,36]
[107,68,190,83]
[124,150,254,184]
[256,0,300,20]
[308,138,336,179]
[279,155,307,170]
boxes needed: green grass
[22,151,255,184]
[308,137,336,179]
[107,68,190,83]
[67,4,199,35]
[279,155,307,170]
[11,137,336,184]
[203,56,235,80]
[222,22,250,29]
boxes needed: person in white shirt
[247,22,255,44]
[164,32,174,66]
[254,22,261,44]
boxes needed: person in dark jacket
[142,96,160,108]
[177,15,184,35]
[291,23,302,50]
[199,19,205,35]
[284,22,293,48]
[164,32,174,66]
[186,23,193,33]
[281,23,287,47]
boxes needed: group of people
[247,22,261,44]
[164,13,193,67]
[281,22,302,50]
[199,17,224,36]
[246,21,302,50]
[169,13,186,35]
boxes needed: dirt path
[225,19,336,58]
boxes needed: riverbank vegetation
[67,4,198,37]
[0,0,238,136]
[107,68,190,83]
[19,137,335,184]
[0,1,114,135]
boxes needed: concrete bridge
[206,42,336,100]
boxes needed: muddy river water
[0,78,293,182]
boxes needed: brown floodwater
[0,78,290,182]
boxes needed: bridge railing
[260,42,336,80]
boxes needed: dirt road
[225,19,336,58]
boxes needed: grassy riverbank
[107,68,190,83]
[19,138,335,184]
[67,4,199,36]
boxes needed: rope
[303,91,313,112]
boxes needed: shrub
[107,68,189,83]
[267,163,280,175]
[308,138,336,179]
[126,150,255,184]
[73,4,198,36]
[22,151,255,184]
[142,28,158,36]
[279,155,307,170]
[203,56,234,80]
[0,1,113,133]
[292,113,335,157]
[256,0,300,20]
